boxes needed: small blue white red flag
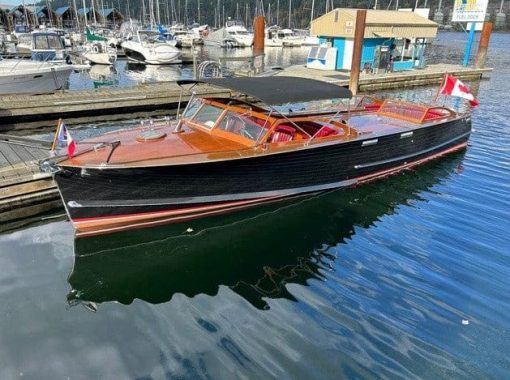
[54,122,76,158]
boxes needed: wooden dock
[0,82,230,133]
[277,63,492,91]
[0,135,62,231]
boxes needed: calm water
[68,45,312,90]
[1,33,509,379]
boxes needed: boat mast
[276,0,279,25]
[197,0,201,24]
[73,0,80,30]
[82,0,88,27]
[288,0,291,28]
[184,0,188,25]
[100,0,105,27]
[310,0,314,26]
[21,0,30,28]
[156,0,161,24]
[91,0,97,25]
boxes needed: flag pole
[50,118,62,152]
[433,72,447,104]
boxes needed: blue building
[310,9,438,73]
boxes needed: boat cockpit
[177,94,458,149]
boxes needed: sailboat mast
[310,0,314,25]
[276,0,279,25]
[91,0,97,25]
[197,0,201,24]
[156,0,161,24]
[82,0,88,27]
[288,0,291,28]
[73,0,80,30]
[21,0,29,28]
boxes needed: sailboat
[82,28,117,65]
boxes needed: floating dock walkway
[0,135,60,231]
[0,63,492,227]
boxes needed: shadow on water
[67,152,466,310]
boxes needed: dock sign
[451,0,488,22]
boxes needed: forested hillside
[40,0,508,29]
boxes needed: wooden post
[253,16,265,75]
[349,10,367,96]
[253,16,265,54]
[475,22,493,69]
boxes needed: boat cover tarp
[178,76,352,105]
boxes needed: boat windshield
[33,33,63,49]
[217,112,267,141]
[192,104,224,129]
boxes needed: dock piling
[475,22,493,69]
[349,10,367,96]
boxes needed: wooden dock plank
[13,146,36,164]
[0,150,9,167]
[0,142,26,167]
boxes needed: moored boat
[121,30,181,65]
[0,59,75,95]
[48,76,473,237]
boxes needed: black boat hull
[55,117,471,236]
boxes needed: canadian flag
[440,74,479,107]
[56,123,77,158]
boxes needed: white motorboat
[172,29,203,48]
[265,26,284,47]
[15,30,70,62]
[203,20,253,48]
[278,29,304,47]
[121,30,181,65]
[0,59,75,95]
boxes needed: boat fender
[93,45,99,53]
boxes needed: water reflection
[68,153,466,310]
[124,62,182,83]
[88,65,119,88]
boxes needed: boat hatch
[136,130,167,142]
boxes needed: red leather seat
[270,125,296,143]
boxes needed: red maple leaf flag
[440,74,479,107]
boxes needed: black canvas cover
[177,76,352,105]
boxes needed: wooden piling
[475,22,493,69]
[349,10,367,96]
[253,16,265,75]
[253,16,265,54]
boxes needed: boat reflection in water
[88,64,119,88]
[124,62,182,83]
[67,154,465,310]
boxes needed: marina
[0,1,508,374]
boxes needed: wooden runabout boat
[50,76,472,237]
